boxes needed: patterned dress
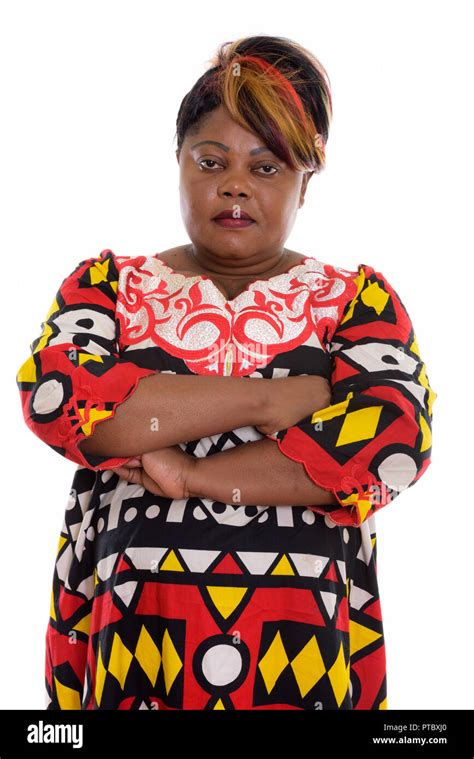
[16,249,437,710]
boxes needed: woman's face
[176,104,312,269]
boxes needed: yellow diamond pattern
[162,629,183,695]
[336,405,383,447]
[135,624,161,686]
[290,635,326,697]
[258,631,290,694]
[108,632,133,690]
[91,624,184,706]
[256,629,367,707]
[95,644,107,707]
[327,642,350,707]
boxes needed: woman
[16,35,436,710]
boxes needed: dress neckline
[153,254,315,304]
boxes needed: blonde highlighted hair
[175,35,333,174]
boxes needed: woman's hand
[256,375,332,436]
[111,447,196,499]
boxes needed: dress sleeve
[16,249,160,471]
[266,262,437,527]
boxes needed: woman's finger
[111,464,167,497]
[113,466,143,484]
[125,457,142,467]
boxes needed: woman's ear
[299,171,314,208]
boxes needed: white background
[1,0,471,709]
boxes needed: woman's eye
[255,165,278,175]
[198,159,221,170]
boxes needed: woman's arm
[79,372,270,458]
[79,373,332,459]
[186,437,339,506]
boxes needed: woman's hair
[174,35,333,175]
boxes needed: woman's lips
[213,218,255,228]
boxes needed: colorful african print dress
[16,249,436,710]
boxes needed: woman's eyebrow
[190,140,272,156]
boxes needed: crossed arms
[78,373,337,507]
